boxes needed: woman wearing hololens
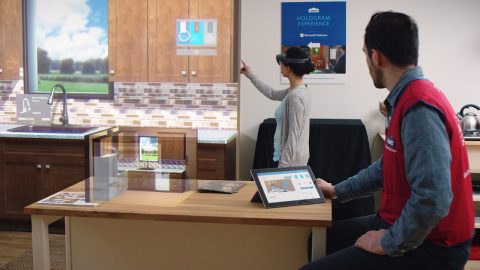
[241,47,314,167]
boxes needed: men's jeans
[300,214,471,270]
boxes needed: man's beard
[371,66,384,89]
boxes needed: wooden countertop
[24,180,332,227]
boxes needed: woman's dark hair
[284,47,315,76]
[364,11,419,66]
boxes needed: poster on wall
[281,1,346,84]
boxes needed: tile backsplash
[0,80,237,130]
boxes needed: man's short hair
[364,11,419,66]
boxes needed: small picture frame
[138,136,159,165]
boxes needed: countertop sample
[0,125,236,142]
[0,124,113,140]
[197,129,237,144]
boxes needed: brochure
[38,192,99,207]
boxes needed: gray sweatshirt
[246,72,311,167]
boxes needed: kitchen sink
[7,125,97,134]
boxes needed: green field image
[139,137,159,162]
[140,151,159,162]
[38,72,108,94]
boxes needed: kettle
[457,104,480,131]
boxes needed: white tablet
[250,166,325,208]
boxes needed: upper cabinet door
[148,0,189,82]
[109,0,148,82]
[189,0,233,83]
[0,0,23,81]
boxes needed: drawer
[197,159,222,171]
[4,138,86,157]
[197,139,236,180]
[197,169,224,180]
[197,144,225,161]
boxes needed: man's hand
[354,229,387,255]
[315,178,337,199]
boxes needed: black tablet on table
[250,166,325,208]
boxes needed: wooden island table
[25,178,332,270]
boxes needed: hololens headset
[276,53,311,65]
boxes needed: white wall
[238,0,480,179]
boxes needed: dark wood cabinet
[4,157,49,215]
[197,138,235,180]
[0,138,88,219]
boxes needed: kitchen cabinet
[0,0,23,80]
[471,190,480,267]
[466,140,480,173]
[148,0,234,83]
[0,138,88,219]
[109,0,234,83]
[197,138,236,180]
[108,0,148,82]
[468,139,480,263]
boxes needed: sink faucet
[47,84,69,126]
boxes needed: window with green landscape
[24,0,112,98]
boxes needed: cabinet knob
[36,164,42,169]
[109,69,115,75]
[45,164,50,170]
[191,70,197,77]
[181,70,187,76]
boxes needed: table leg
[311,227,326,261]
[65,216,72,270]
[31,215,62,270]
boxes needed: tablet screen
[250,166,325,208]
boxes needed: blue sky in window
[35,0,108,61]
[87,0,108,30]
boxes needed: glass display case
[88,126,197,201]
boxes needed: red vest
[380,79,474,247]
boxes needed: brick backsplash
[0,81,237,130]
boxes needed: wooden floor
[0,231,65,267]
[0,230,479,269]
[0,231,32,267]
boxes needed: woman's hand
[240,60,251,76]
[315,178,337,199]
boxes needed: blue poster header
[282,1,346,46]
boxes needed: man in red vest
[300,11,474,270]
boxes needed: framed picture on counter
[139,136,160,163]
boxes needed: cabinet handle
[109,69,115,75]
[0,68,3,74]
[36,164,42,169]
[191,70,197,77]
[45,164,50,170]
[181,70,187,76]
